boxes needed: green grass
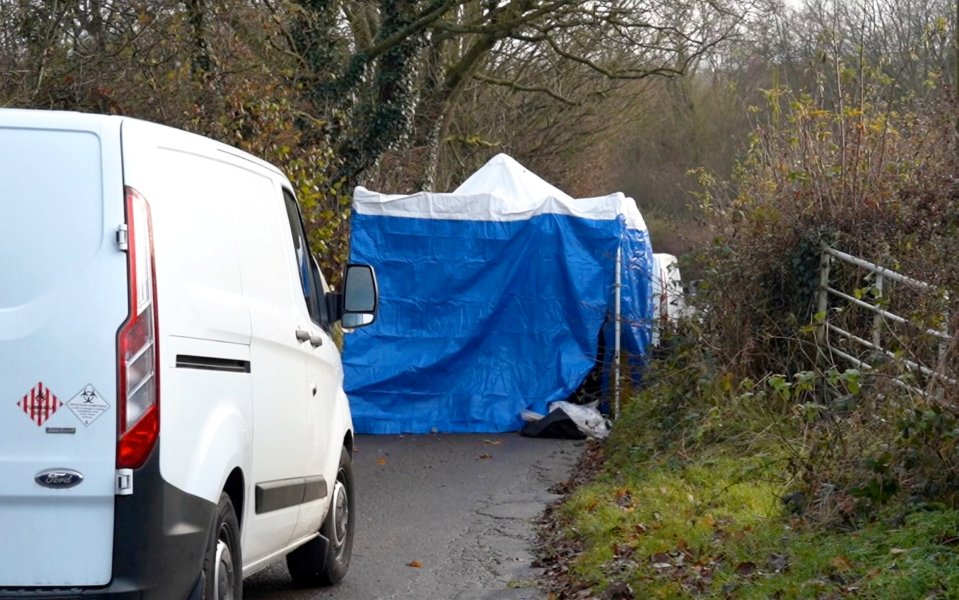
[559,450,787,598]
[560,448,959,598]
[553,375,959,598]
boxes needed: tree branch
[472,71,580,104]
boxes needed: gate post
[872,273,884,349]
[815,246,832,360]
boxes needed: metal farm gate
[814,245,955,398]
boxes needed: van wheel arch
[223,468,244,528]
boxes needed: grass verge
[540,358,959,599]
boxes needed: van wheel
[287,447,354,586]
[203,493,242,600]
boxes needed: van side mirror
[339,264,378,329]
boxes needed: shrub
[685,62,959,521]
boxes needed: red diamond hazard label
[17,382,61,427]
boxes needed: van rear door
[0,110,127,586]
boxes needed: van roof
[0,108,284,178]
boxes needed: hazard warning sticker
[17,382,62,427]
[66,384,110,426]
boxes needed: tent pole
[614,246,622,419]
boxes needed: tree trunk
[184,0,213,78]
[333,0,427,188]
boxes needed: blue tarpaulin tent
[343,154,653,434]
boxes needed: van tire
[203,493,242,600]
[287,447,354,586]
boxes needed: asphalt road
[244,433,583,600]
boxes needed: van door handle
[309,334,324,348]
[295,328,311,343]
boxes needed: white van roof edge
[0,108,285,179]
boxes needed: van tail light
[117,186,159,469]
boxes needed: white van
[0,109,378,599]
[651,253,686,346]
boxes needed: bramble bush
[674,61,959,524]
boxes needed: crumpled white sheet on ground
[521,401,611,439]
[547,401,610,439]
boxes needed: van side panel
[130,147,252,348]
[295,384,353,537]
[0,113,125,586]
[230,179,310,565]
[120,121,254,507]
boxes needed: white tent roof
[453,153,574,202]
[353,153,647,231]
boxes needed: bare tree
[273,0,745,192]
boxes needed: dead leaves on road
[479,439,501,460]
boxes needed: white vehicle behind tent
[651,253,686,346]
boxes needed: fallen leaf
[376,457,387,465]
[482,439,503,446]
[734,561,757,576]
[478,453,492,460]
[407,560,423,568]
[829,556,853,571]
